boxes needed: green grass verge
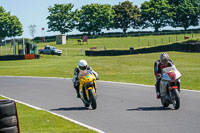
[0,51,199,90]
[0,96,97,133]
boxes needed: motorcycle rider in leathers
[154,53,175,99]
[72,60,98,98]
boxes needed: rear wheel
[161,97,169,108]
[89,89,97,109]
[172,89,180,109]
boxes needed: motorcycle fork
[86,87,92,100]
[87,87,96,100]
[80,87,90,104]
[168,82,178,100]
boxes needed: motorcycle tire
[84,103,90,108]
[89,89,97,109]
[172,89,180,110]
[161,97,169,108]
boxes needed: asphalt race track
[0,76,200,133]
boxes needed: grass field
[1,32,200,55]
[48,32,200,50]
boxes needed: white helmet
[78,60,88,70]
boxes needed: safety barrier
[25,54,35,60]
[85,42,200,56]
[0,100,20,133]
[0,54,40,61]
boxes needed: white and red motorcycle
[160,66,181,109]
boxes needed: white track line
[0,95,105,133]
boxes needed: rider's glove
[156,74,161,80]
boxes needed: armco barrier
[0,55,24,61]
[0,54,40,61]
[85,42,200,56]
[0,100,20,133]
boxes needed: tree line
[47,0,200,35]
[1,0,200,38]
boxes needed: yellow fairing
[79,70,97,98]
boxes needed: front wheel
[84,102,90,108]
[89,89,97,109]
[172,89,180,110]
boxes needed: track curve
[0,76,200,133]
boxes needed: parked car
[38,45,62,56]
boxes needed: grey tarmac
[0,76,200,133]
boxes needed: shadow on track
[126,106,173,111]
[50,107,91,111]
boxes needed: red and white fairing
[161,66,181,82]
[160,66,181,97]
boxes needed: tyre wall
[0,100,20,133]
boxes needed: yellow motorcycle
[79,70,97,109]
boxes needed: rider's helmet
[78,59,88,70]
[160,53,169,65]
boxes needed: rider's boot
[155,82,160,99]
[74,86,80,98]
[79,90,87,104]
[76,90,80,98]
[156,91,160,99]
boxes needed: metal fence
[0,40,13,56]
[33,30,200,43]
[1,30,200,56]
[0,38,26,56]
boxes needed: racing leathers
[154,59,174,98]
[72,66,97,98]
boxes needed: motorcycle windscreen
[162,66,181,80]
